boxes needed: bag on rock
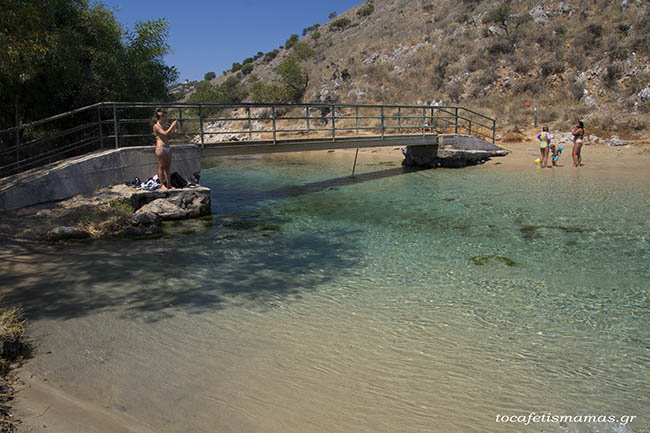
[170,172,188,188]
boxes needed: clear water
[3,154,649,433]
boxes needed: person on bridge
[153,108,178,189]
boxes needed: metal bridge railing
[0,102,496,179]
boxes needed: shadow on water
[0,166,419,322]
[211,165,424,212]
[0,224,361,322]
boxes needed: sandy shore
[7,133,650,432]
[259,133,650,179]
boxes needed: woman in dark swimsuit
[572,120,584,168]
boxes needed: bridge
[0,101,497,179]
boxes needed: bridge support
[402,135,509,168]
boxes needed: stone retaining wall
[0,145,201,210]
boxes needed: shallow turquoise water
[4,154,649,432]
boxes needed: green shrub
[242,57,254,65]
[263,49,279,63]
[231,62,242,72]
[514,79,542,95]
[285,34,299,49]
[275,55,309,102]
[603,63,622,88]
[204,71,216,81]
[330,18,352,31]
[447,82,463,102]
[292,41,315,60]
[478,69,498,86]
[457,12,472,24]
[574,23,603,52]
[570,82,585,101]
[487,39,513,55]
[466,54,487,72]
[540,60,565,77]
[302,24,320,36]
[627,116,647,131]
[311,30,321,40]
[357,2,375,17]
[241,63,254,75]
[510,55,531,74]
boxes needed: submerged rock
[470,255,518,266]
[47,226,91,241]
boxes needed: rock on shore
[0,184,212,242]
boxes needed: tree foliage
[482,1,530,44]
[0,0,178,130]
[275,55,309,102]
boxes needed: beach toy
[553,156,559,161]
[534,158,540,164]
[558,146,563,152]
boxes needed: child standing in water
[537,126,551,168]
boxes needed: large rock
[134,189,211,221]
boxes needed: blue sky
[99,0,363,82]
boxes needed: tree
[285,34,299,49]
[0,0,178,131]
[482,1,530,44]
[120,19,179,101]
[204,72,216,81]
[275,55,309,102]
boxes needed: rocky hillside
[204,0,650,137]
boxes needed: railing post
[398,107,401,134]
[98,107,104,149]
[422,107,426,136]
[492,119,496,144]
[178,107,184,139]
[112,104,119,148]
[199,105,205,148]
[468,120,472,136]
[331,104,335,140]
[381,106,384,139]
[306,106,310,135]
[15,129,20,171]
[455,107,459,134]
[272,105,276,144]
[431,107,435,132]
[247,106,252,140]
[356,106,359,135]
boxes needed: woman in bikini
[537,125,551,168]
[572,120,584,168]
[153,108,177,189]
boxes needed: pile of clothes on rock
[124,172,200,190]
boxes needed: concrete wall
[0,145,201,210]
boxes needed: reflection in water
[1,156,649,433]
